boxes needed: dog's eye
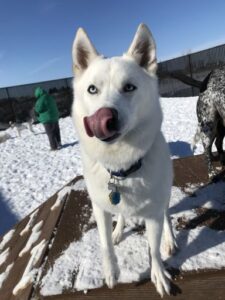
[123,83,137,93]
[87,85,98,94]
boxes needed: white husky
[9,120,34,137]
[72,24,176,297]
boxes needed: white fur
[0,132,11,143]
[72,23,176,297]
[9,120,34,137]
[191,125,201,153]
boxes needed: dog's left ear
[126,23,157,74]
[72,28,99,77]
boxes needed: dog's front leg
[112,214,125,245]
[145,217,171,297]
[215,121,225,165]
[92,203,119,288]
[204,145,216,177]
[200,128,215,177]
[17,128,21,137]
[163,211,177,256]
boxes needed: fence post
[188,54,194,96]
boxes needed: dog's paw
[151,263,171,297]
[105,273,117,289]
[112,228,123,245]
[103,252,119,289]
[104,265,119,289]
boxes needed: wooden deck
[0,154,225,300]
[39,271,225,300]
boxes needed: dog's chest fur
[83,132,172,218]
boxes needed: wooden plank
[0,190,66,300]
[39,269,225,300]
[45,190,91,260]
[173,154,224,187]
[175,155,207,186]
[35,180,92,297]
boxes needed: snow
[0,132,11,144]
[19,220,43,257]
[0,229,15,251]
[0,96,225,295]
[73,178,86,191]
[0,247,10,268]
[13,239,47,295]
[51,186,73,211]
[40,227,150,296]
[0,117,82,235]
[20,209,39,236]
[0,263,14,288]
[161,97,204,158]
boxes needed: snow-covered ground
[1,96,225,295]
[0,97,203,236]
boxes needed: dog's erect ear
[72,28,99,76]
[126,23,157,74]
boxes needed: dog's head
[9,121,15,128]
[72,24,162,170]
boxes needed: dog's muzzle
[83,107,120,142]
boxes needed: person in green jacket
[34,87,61,150]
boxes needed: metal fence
[1,43,225,127]
[158,43,225,97]
[0,78,73,128]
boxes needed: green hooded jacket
[34,87,59,123]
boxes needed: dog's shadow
[169,141,193,157]
[118,179,225,293]
[166,179,225,270]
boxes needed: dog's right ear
[72,28,99,77]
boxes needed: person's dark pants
[43,122,61,150]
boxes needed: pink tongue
[83,108,117,139]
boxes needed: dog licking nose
[83,107,119,140]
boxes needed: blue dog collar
[108,158,142,178]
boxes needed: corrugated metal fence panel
[66,77,73,88]
[158,55,190,74]
[159,77,193,97]
[190,44,225,73]
[7,78,70,98]
[158,44,225,96]
[0,88,8,100]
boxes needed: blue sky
[1,0,225,88]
